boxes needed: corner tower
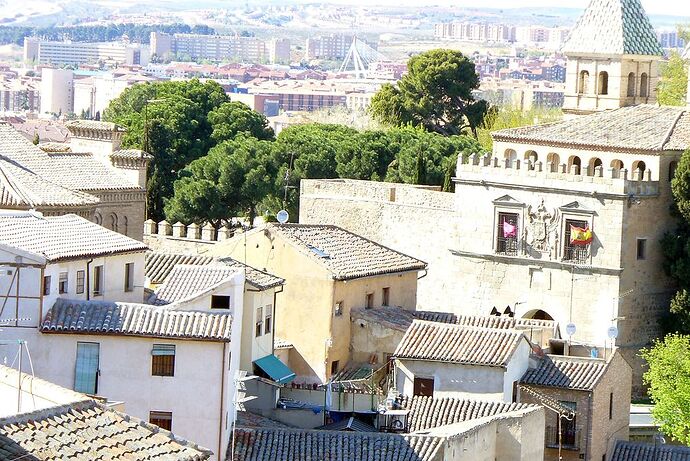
[562,0,664,116]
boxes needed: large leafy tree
[208,101,274,143]
[370,49,490,137]
[103,79,230,220]
[657,51,688,106]
[164,136,275,226]
[641,334,690,444]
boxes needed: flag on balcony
[570,225,592,245]
[503,220,517,238]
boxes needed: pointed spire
[563,0,663,56]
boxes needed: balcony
[545,426,581,451]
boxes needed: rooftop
[562,0,663,56]
[42,299,233,342]
[0,212,147,262]
[266,224,427,281]
[520,354,609,391]
[492,105,689,153]
[0,365,211,460]
[153,264,241,305]
[394,320,527,367]
[611,440,690,461]
[145,252,284,290]
[65,119,126,133]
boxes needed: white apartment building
[24,37,149,66]
[305,34,374,60]
[39,68,73,115]
[150,32,271,63]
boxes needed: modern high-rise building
[39,68,73,115]
[305,34,377,61]
[268,38,291,65]
[24,38,148,66]
[150,32,275,63]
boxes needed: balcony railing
[545,426,581,451]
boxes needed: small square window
[151,344,175,377]
[59,272,68,294]
[211,295,231,309]
[637,239,646,260]
[334,301,343,317]
[43,275,51,296]
[149,411,172,431]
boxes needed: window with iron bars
[563,219,590,264]
[496,212,519,256]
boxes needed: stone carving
[527,199,559,253]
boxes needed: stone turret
[562,0,664,116]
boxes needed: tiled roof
[456,314,558,332]
[65,120,126,132]
[611,440,690,461]
[42,299,233,341]
[0,212,147,261]
[520,355,608,391]
[274,338,293,349]
[236,410,294,429]
[493,105,690,153]
[394,320,526,367]
[153,264,241,305]
[0,399,212,460]
[39,153,138,191]
[315,416,377,433]
[397,395,535,432]
[0,157,99,208]
[111,149,153,160]
[145,252,284,290]
[269,224,427,280]
[231,427,443,461]
[562,0,663,56]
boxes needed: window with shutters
[151,344,175,377]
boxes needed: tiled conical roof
[563,0,663,56]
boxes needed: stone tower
[562,0,664,116]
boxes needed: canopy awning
[254,354,296,384]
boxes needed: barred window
[151,344,175,377]
[563,219,589,264]
[496,212,519,256]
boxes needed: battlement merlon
[455,153,659,198]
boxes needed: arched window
[547,153,560,172]
[94,211,102,226]
[598,71,609,95]
[632,160,647,177]
[588,157,603,176]
[670,161,679,182]
[524,150,538,167]
[504,149,517,167]
[627,72,636,97]
[568,155,582,174]
[640,73,649,98]
[110,213,118,232]
[579,70,590,94]
[122,216,129,236]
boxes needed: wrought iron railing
[545,426,581,450]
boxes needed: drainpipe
[272,284,284,357]
[86,258,93,300]
[219,341,227,460]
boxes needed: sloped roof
[0,212,147,261]
[145,252,284,290]
[42,299,232,341]
[269,224,427,280]
[611,440,690,461]
[492,105,690,153]
[232,427,443,461]
[0,157,99,209]
[65,119,126,132]
[153,264,241,305]
[562,0,663,56]
[315,416,377,433]
[111,148,154,160]
[520,355,608,391]
[394,320,527,367]
[397,395,535,432]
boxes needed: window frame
[264,304,272,335]
[93,265,104,296]
[413,376,434,397]
[365,293,374,309]
[58,272,68,294]
[76,270,85,294]
[609,392,614,420]
[210,295,231,309]
[636,238,647,260]
[43,275,51,296]
[255,306,263,337]
[151,344,176,377]
[382,287,390,306]
[149,411,172,431]
[74,341,100,395]
[334,301,343,317]
[562,217,591,264]
[495,211,520,256]
[124,262,134,292]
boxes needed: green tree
[658,51,688,106]
[164,136,275,226]
[369,49,489,137]
[208,101,275,143]
[103,79,230,220]
[32,132,39,145]
[641,334,690,444]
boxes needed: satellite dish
[607,326,618,339]
[566,323,576,336]
[276,210,289,224]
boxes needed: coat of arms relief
[527,199,560,256]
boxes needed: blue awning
[254,354,296,384]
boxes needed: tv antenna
[282,152,296,207]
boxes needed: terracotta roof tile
[153,264,240,305]
[270,224,427,280]
[0,212,147,261]
[394,320,526,367]
[520,355,608,391]
[42,299,232,341]
[492,105,689,152]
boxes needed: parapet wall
[457,153,659,197]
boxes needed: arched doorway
[523,309,554,321]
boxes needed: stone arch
[598,71,609,95]
[627,72,636,97]
[640,73,649,98]
[578,70,590,94]
[523,309,554,321]
[94,211,102,226]
[524,150,538,162]
[669,160,679,181]
[547,153,560,172]
[611,159,624,170]
[588,157,603,176]
[109,213,118,232]
[632,160,646,177]
[568,155,582,174]
[504,148,517,167]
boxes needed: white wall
[503,339,532,401]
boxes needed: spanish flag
[570,225,592,245]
